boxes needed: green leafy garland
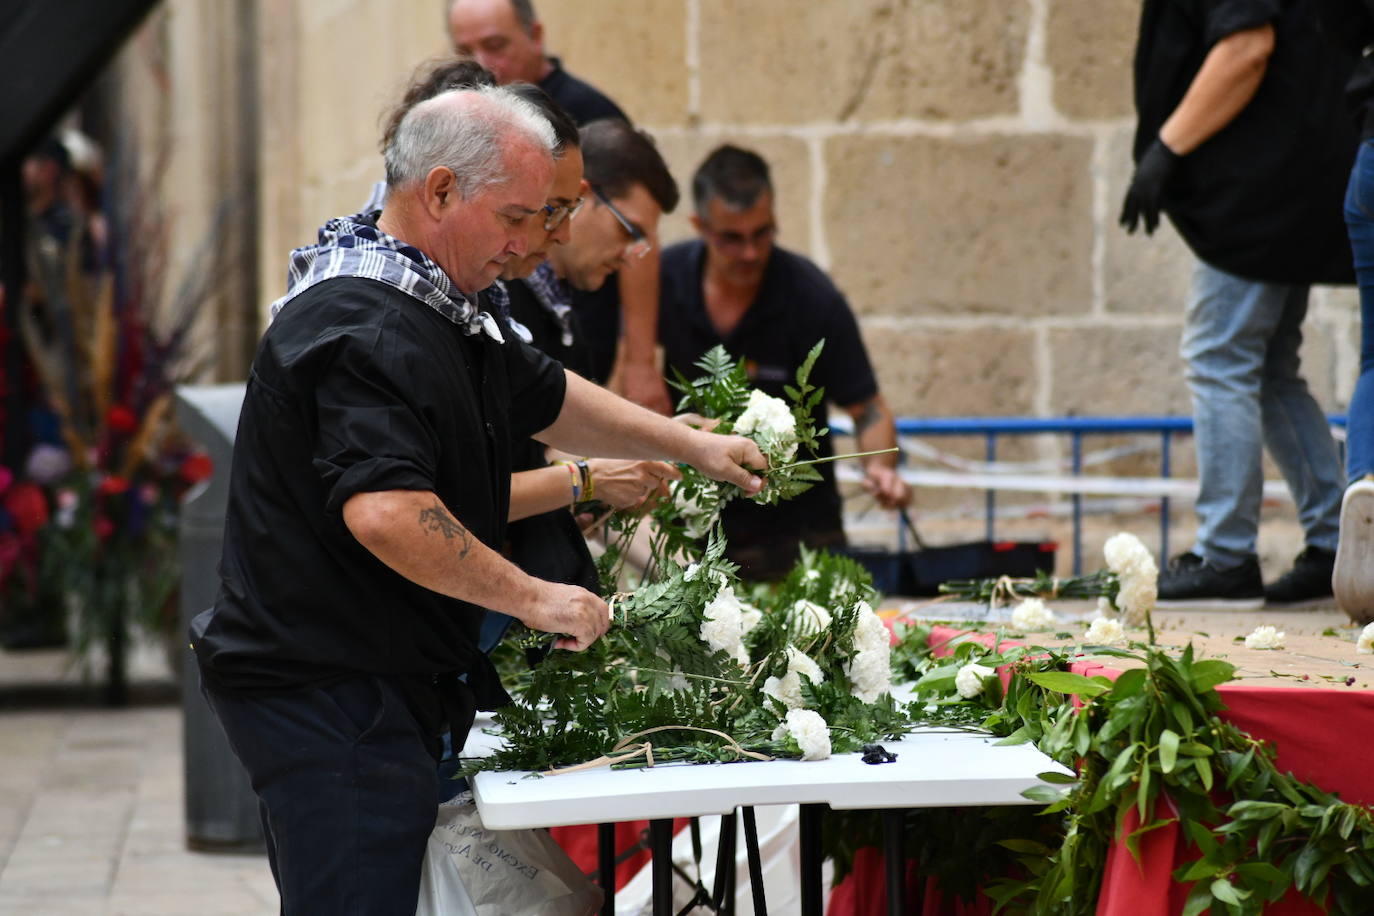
[877,627,1374,914]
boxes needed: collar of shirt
[521,260,576,347]
[268,211,504,342]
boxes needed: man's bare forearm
[1160,24,1274,155]
[850,394,900,472]
[537,370,696,460]
[344,490,540,617]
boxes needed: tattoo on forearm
[419,502,472,559]
[854,399,884,437]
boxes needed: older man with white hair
[190,85,766,915]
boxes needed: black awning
[0,0,160,166]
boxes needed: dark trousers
[201,675,443,915]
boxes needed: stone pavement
[0,648,275,916]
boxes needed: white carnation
[762,673,803,709]
[847,603,892,703]
[735,389,796,439]
[1244,625,1285,650]
[804,568,821,581]
[672,481,718,539]
[739,602,763,635]
[955,662,995,699]
[1084,616,1127,646]
[1358,622,1374,655]
[783,708,832,761]
[786,645,824,685]
[700,584,750,666]
[1103,532,1158,626]
[1010,597,1056,631]
[791,599,832,636]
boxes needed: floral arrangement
[939,531,1160,642]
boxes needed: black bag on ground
[839,511,1056,597]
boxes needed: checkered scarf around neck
[522,260,576,348]
[268,211,505,342]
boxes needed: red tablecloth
[831,626,1374,915]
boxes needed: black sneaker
[1156,552,1264,609]
[1263,546,1336,606]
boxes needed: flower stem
[768,446,900,474]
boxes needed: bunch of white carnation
[1358,622,1374,655]
[1084,616,1128,646]
[1103,532,1158,627]
[771,708,832,760]
[762,645,825,710]
[955,662,995,699]
[699,583,750,667]
[845,602,893,703]
[1244,625,1285,650]
[733,389,798,461]
[1011,597,1056,631]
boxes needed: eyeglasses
[541,196,584,232]
[705,224,776,256]
[592,186,652,259]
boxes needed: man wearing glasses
[659,145,911,581]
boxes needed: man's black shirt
[539,57,628,126]
[1131,0,1357,283]
[192,277,565,708]
[659,240,878,555]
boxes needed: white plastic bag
[415,795,602,916]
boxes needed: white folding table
[470,724,1070,915]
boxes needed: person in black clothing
[1121,0,1357,608]
[191,87,767,916]
[448,0,675,414]
[659,145,911,581]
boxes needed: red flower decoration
[180,453,214,484]
[94,517,115,541]
[98,475,131,496]
[3,482,49,537]
[106,404,139,435]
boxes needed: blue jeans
[1181,260,1344,567]
[1344,139,1374,482]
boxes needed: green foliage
[878,628,1374,914]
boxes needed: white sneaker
[1333,477,1374,625]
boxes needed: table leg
[650,818,674,916]
[598,822,615,916]
[742,806,768,915]
[712,811,736,913]
[799,803,825,916]
[883,809,906,916]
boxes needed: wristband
[556,460,581,504]
[576,459,594,501]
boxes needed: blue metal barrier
[880,415,1348,575]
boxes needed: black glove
[1119,137,1181,235]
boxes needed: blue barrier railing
[880,415,1348,575]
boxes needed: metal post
[1160,430,1172,563]
[598,823,615,916]
[1072,432,1083,575]
[799,803,825,916]
[883,810,906,916]
[985,432,997,542]
[650,819,673,916]
[742,807,768,915]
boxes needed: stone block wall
[130,0,1360,568]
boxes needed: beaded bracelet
[555,460,581,504]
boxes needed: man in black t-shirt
[1121,0,1356,607]
[448,0,675,414]
[659,145,911,581]
[191,87,766,916]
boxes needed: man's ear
[422,166,457,219]
[529,20,544,52]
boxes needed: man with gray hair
[191,86,767,914]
